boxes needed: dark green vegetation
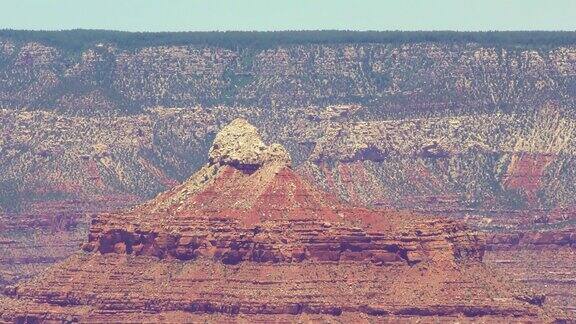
[0,180,22,213]
[2,30,576,52]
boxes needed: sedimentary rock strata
[487,229,576,250]
[0,195,138,290]
[485,247,576,316]
[0,119,562,322]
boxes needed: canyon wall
[1,35,575,115]
[0,32,575,316]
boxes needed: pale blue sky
[1,0,575,32]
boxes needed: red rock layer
[502,153,556,205]
[81,165,483,266]
[485,247,576,317]
[1,253,549,322]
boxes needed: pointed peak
[208,118,291,169]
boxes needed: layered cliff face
[0,119,558,322]
[300,106,576,214]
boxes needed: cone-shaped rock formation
[0,119,559,322]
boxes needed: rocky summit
[208,118,292,169]
[0,119,561,322]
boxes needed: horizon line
[2,29,576,33]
